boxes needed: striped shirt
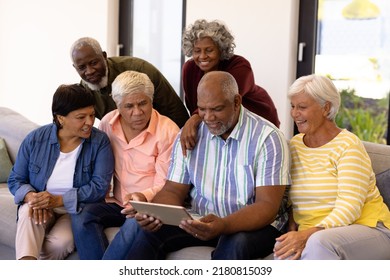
[167,106,291,231]
[290,129,390,231]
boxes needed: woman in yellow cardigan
[273,74,390,260]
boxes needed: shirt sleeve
[316,142,372,228]
[141,126,180,201]
[8,135,37,204]
[63,132,114,214]
[166,133,191,185]
[255,129,291,187]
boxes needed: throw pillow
[376,168,390,209]
[0,138,13,183]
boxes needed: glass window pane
[315,0,390,144]
[132,0,183,96]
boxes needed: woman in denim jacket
[8,84,114,260]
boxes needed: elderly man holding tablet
[103,71,291,260]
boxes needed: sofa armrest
[0,107,39,163]
[363,141,390,175]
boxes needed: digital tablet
[129,201,200,226]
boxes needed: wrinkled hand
[180,115,202,157]
[28,207,53,225]
[134,212,162,232]
[26,191,59,210]
[273,231,308,260]
[121,192,147,218]
[179,214,225,241]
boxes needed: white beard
[83,61,109,91]
[84,75,108,91]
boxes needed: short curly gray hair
[182,19,236,60]
[70,37,103,61]
[111,70,154,107]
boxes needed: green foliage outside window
[335,88,389,144]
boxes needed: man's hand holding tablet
[129,200,201,226]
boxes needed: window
[297,0,390,144]
[119,0,186,98]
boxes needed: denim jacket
[8,124,114,214]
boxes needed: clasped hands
[25,191,59,225]
[273,230,310,260]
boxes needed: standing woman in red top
[180,19,280,154]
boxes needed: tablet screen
[129,201,197,226]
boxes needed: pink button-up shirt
[99,109,179,205]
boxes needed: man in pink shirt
[71,70,180,259]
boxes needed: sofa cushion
[0,138,13,183]
[166,246,213,260]
[0,184,17,247]
[376,168,390,209]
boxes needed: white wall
[0,0,298,138]
[186,0,299,138]
[0,0,119,125]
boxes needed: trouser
[15,203,74,260]
[70,202,126,259]
[104,218,282,260]
[301,223,390,259]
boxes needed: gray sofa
[1,106,390,260]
